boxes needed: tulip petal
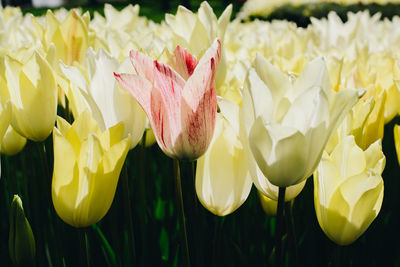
[114,73,152,116]
[245,68,274,123]
[129,50,155,82]
[196,115,252,216]
[293,57,331,99]
[282,86,329,133]
[217,4,232,43]
[218,97,240,136]
[169,45,199,80]
[328,89,360,141]
[180,59,217,159]
[253,53,291,104]
[331,135,366,179]
[87,137,130,225]
[149,85,175,157]
[250,117,308,187]
[152,61,185,145]
[52,127,80,226]
[364,139,385,173]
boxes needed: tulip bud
[9,195,36,266]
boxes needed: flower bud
[9,195,36,266]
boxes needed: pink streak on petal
[169,45,199,80]
[179,57,218,160]
[114,72,152,116]
[152,61,186,143]
[129,50,155,82]
[149,86,175,157]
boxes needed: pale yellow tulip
[1,51,57,142]
[0,126,26,155]
[196,113,252,216]
[243,54,359,187]
[314,136,384,245]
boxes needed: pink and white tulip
[115,39,221,160]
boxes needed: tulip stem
[285,201,299,267]
[276,187,286,267]
[79,228,90,267]
[188,160,201,267]
[121,164,137,265]
[173,159,191,267]
[138,135,148,265]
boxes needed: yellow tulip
[314,136,384,245]
[32,9,90,65]
[3,51,57,142]
[0,126,26,156]
[52,110,130,227]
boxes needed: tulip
[52,110,130,227]
[244,54,360,187]
[32,9,90,65]
[195,113,252,216]
[60,48,147,149]
[0,125,26,156]
[115,38,221,160]
[165,1,231,88]
[314,136,384,245]
[1,51,57,142]
[220,97,306,201]
[9,195,36,266]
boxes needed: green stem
[121,164,137,265]
[188,161,200,267]
[92,224,117,266]
[138,134,148,265]
[276,187,286,267]
[285,201,299,267]
[173,159,190,267]
[79,228,90,267]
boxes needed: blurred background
[0,0,246,21]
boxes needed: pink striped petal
[114,73,152,116]
[179,82,217,160]
[182,39,221,108]
[152,60,186,142]
[195,39,221,76]
[168,45,199,80]
[149,85,175,157]
[129,50,155,82]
